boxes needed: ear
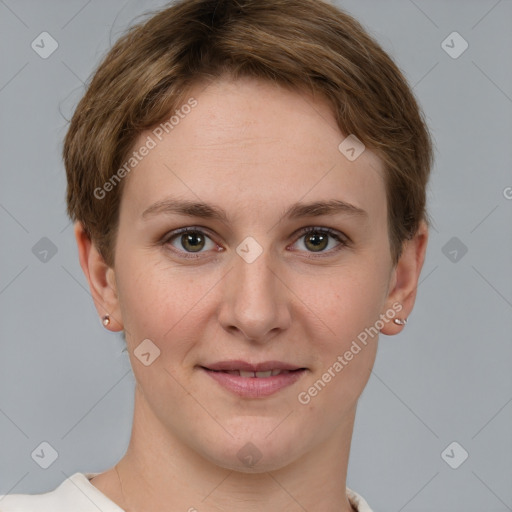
[74,222,123,331]
[380,220,428,335]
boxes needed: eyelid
[160,226,221,259]
[161,226,216,244]
[161,225,350,258]
[292,225,349,243]
[288,226,350,255]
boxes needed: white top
[0,472,373,511]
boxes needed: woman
[0,0,432,510]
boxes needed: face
[103,76,402,471]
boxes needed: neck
[110,385,358,512]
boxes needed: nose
[217,244,291,343]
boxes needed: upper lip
[202,360,305,372]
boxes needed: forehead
[120,76,387,225]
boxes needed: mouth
[206,368,303,377]
[200,360,307,397]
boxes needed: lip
[200,360,307,398]
[204,360,303,372]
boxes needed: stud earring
[393,318,407,326]
[102,314,111,327]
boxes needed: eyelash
[160,226,349,260]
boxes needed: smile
[200,361,307,398]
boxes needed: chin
[203,446,297,474]
[193,425,306,474]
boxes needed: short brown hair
[63,0,433,267]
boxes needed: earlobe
[74,222,124,331]
[380,221,429,336]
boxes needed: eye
[163,227,217,257]
[291,227,348,255]
[161,226,349,259]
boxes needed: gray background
[0,0,511,510]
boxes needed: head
[64,0,432,472]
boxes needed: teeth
[233,369,291,378]
[219,369,295,377]
[255,370,272,378]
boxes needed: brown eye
[292,227,347,255]
[164,228,216,256]
[180,231,205,252]
[304,232,329,252]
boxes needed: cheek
[291,255,390,406]
[115,251,220,347]
[297,260,390,347]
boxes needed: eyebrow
[141,198,367,222]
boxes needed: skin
[76,76,428,512]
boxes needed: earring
[393,318,407,326]
[102,314,111,327]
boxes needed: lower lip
[202,368,307,398]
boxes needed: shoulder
[347,487,374,512]
[0,473,124,512]
[1,476,371,512]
